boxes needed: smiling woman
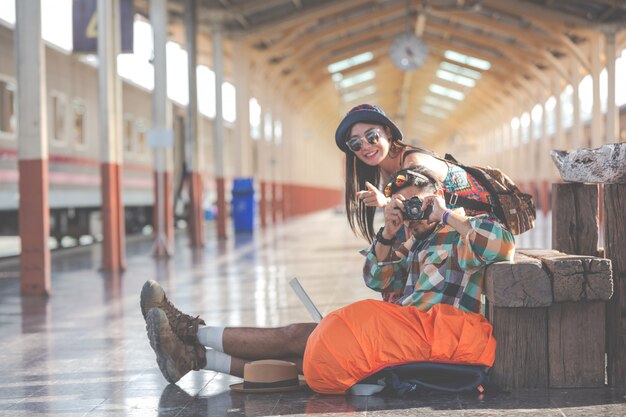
[335,104,498,243]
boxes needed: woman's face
[347,122,392,166]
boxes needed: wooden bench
[484,249,613,389]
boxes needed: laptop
[289,278,323,323]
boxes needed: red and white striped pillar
[98,0,126,272]
[213,28,227,239]
[151,0,174,256]
[15,0,51,295]
[185,0,204,247]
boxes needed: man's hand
[382,194,406,238]
[356,181,389,208]
[420,193,447,223]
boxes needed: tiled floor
[0,209,624,417]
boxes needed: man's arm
[455,216,515,269]
[421,193,515,270]
[361,195,412,295]
[361,241,410,295]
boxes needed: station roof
[134,0,626,150]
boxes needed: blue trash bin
[232,178,255,233]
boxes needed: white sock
[204,349,232,374]
[197,325,224,351]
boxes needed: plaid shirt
[361,210,515,314]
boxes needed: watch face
[389,32,428,71]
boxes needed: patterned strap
[444,191,493,213]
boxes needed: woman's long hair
[345,152,379,242]
[344,132,408,242]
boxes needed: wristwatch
[376,227,395,246]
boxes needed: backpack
[353,362,493,397]
[401,147,536,235]
[442,153,536,235]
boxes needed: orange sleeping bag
[302,299,496,394]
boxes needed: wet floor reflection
[1,210,625,416]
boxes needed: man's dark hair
[391,165,442,197]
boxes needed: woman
[335,103,494,242]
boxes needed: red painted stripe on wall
[283,184,342,218]
[0,148,152,172]
[0,169,152,188]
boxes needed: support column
[15,1,50,295]
[590,35,603,148]
[553,77,564,151]
[539,100,550,216]
[526,94,536,197]
[571,59,582,149]
[212,28,227,239]
[151,0,174,257]
[185,0,204,247]
[98,0,126,272]
[281,100,293,220]
[258,80,269,228]
[271,96,282,224]
[606,31,618,144]
[233,41,251,178]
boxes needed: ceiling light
[328,51,374,73]
[444,50,491,70]
[436,69,476,88]
[337,70,375,89]
[429,84,465,101]
[439,61,482,80]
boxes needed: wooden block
[489,305,548,389]
[604,183,626,387]
[485,253,552,307]
[548,301,606,388]
[585,258,614,301]
[551,183,599,256]
[520,250,613,302]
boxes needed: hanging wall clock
[389,32,428,71]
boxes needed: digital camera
[402,197,432,221]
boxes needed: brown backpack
[443,154,536,235]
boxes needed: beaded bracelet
[442,209,452,226]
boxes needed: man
[141,167,514,393]
[362,166,515,314]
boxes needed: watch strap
[376,227,395,245]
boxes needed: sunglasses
[345,129,381,152]
[383,169,434,198]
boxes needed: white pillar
[571,59,582,149]
[151,0,174,257]
[185,0,204,247]
[97,0,126,271]
[553,77,564,150]
[606,31,618,144]
[233,41,251,178]
[212,27,227,238]
[590,35,603,148]
[15,0,50,295]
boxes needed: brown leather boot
[140,280,205,344]
[146,307,207,384]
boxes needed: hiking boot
[146,307,207,384]
[140,280,205,344]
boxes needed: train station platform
[1,210,625,417]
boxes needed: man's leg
[218,324,317,376]
[206,323,317,359]
[141,280,316,382]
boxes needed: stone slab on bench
[520,249,613,302]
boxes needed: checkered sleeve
[456,215,516,270]
[360,240,410,296]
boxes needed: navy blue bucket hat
[335,104,403,152]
